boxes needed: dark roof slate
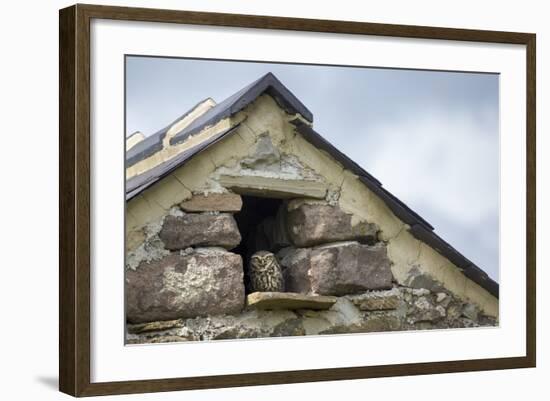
[126,74,312,168]
[126,125,240,199]
[125,73,499,298]
[170,72,313,145]
[126,98,215,168]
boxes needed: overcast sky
[126,56,500,282]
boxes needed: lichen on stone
[126,282,498,344]
[126,216,169,271]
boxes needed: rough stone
[271,318,306,337]
[447,304,462,320]
[411,296,445,323]
[357,314,402,333]
[127,319,183,334]
[414,296,432,310]
[190,309,302,340]
[278,247,312,293]
[146,335,192,343]
[287,198,329,212]
[286,204,378,247]
[462,303,480,321]
[126,335,193,344]
[125,284,499,343]
[279,242,393,296]
[310,242,393,295]
[404,266,444,292]
[435,292,448,303]
[346,288,402,311]
[247,291,337,310]
[301,298,364,335]
[411,288,431,296]
[180,193,243,212]
[241,133,281,171]
[435,305,447,317]
[126,249,245,323]
[126,219,170,271]
[159,213,241,250]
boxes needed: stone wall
[126,195,497,342]
[127,285,496,344]
[126,94,498,318]
[126,203,245,324]
[125,93,498,344]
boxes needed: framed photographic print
[59,4,536,397]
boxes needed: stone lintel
[217,174,327,199]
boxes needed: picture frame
[59,3,536,397]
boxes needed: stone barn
[125,73,498,343]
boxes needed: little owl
[248,250,284,292]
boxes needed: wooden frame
[59,3,536,397]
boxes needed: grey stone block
[159,213,241,250]
[310,242,393,296]
[286,204,377,247]
[126,249,244,323]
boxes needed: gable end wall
[126,94,498,317]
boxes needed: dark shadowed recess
[233,195,283,293]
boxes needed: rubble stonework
[126,285,497,343]
[125,197,496,342]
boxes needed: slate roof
[126,73,313,168]
[126,125,240,199]
[126,98,215,168]
[125,72,499,297]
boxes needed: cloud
[338,109,499,279]
[353,110,499,225]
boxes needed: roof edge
[170,72,313,146]
[126,97,216,168]
[290,119,498,298]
